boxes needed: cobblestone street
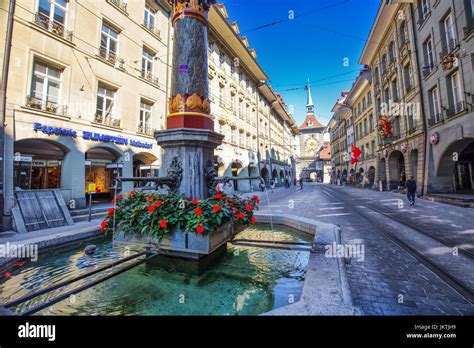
[245,183,474,315]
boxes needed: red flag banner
[352,144,362,164]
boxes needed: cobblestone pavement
[242,183,474,315]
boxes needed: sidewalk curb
[255,212,360,316]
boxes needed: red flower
[148,205,156,213]
[147,196,153,202]
[130,191,135,196]
[100,221,108,232]
[252,195,260,204]
[15,261,26,267]
[154,200,162,207]
[238,212,245,219]
[107,207,114,216]
[215,193,223,199]
[251,216,256,224]
[233,207,238,213]
[228,202,234,207]
[245,204,252,211]
[192,198,199,205]
[213,205,221,212]
[4,272,11,277]
[160,220,167,228]
[117,194,123,200]
[196,225,205,233]
[194,207,202,216]
[187,196,192,200]
[111,198,116,204]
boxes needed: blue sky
[223,0,380,127]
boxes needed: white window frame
[144,4,156,29]
[38,0,68,26]
[142,47,154,76]
[431,86,441,121]
[96,84,115,122]
[31,60,62,106]
[451,71,463,112]
[101,23,118,56]
[444,13,457,49]
[139,100,153,133]
[426,37,434,69]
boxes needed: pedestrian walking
[299,177,303,190]
[259,177,265,192]
[284,176,289,189]
[270,179,275,193]
[293,177,297,187]
[405,175,417,206]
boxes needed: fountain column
[156,0,222,199]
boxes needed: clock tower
[297,79,326,180]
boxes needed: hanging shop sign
[33,123,153,149]
[430,132,440,145]
[14,155,33,162]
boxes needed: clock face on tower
[304,138,318,156]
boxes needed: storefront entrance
[85,147,121,201]
[13,139,64,190]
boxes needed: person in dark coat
[405,175,417,206]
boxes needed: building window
[388,41,396,63]
[423,37,434,76]
[403,63,414,92]
[100,22,118,63]
[142,47,154,77]
[96,84,118,126]
[36,0,70,39]
[443,12,457,52]
[391,78,399,101]
[429,86,441,123]
[450,71,464,114]
[139,100,153,135]
[144,4,156,30]
[29,60,61,110]
[400,20,409,44]
[219,86,224,107]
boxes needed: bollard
[88,192,94,222]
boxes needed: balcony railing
[95,114,121,128]
[441,38,458,55]
[25,95,68,116]
[34,13,73,41]
[428,114,442,126]
[107,0,127,13]
[140,70,159,85]
[464,23,474,37]
[446,101,467,118]
[143,20,160,38]
[138,124,154,136]
[99,47,117,65]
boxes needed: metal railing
[99,46,117,64]
[107,0,127,12]
[446,101,466,118]
[33,13,73,41]
[25,95,68,116]
[94,114,121,128]
[140,70,159,85]
[138,124,154,136]
[143,20,160,38]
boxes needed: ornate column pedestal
[156,128,223,198]
[156,0,221,200]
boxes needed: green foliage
[100,191,260,241]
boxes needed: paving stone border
[256,212,361,315]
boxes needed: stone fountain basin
[115,221,245,260]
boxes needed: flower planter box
[116,220,245,260]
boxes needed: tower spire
[306,78,314,114]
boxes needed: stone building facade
[208,4,298,191]
[0,0,298,229]
[359,1,426,194]
[413,0,474,194]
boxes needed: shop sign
[47,160,60,167]
[105,163,124,169]
[33,123,153,149]
[14,155,32,162]
[34,122,77,137]
[32,160,47,167]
